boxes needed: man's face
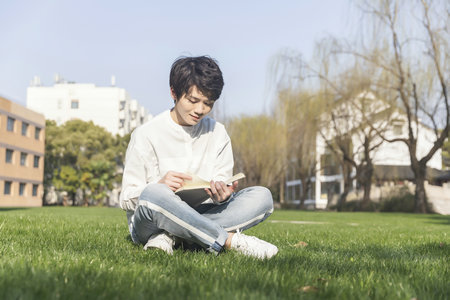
[170,86,215,126]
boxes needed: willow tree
[348,0,449,212]
[227,115,286,202]
[275,89,323,207]
[271,42,393,210]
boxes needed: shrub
[380,192,415,212]
[379,186,434,213]
[329,200,380,212]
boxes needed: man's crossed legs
[131,183,278,259]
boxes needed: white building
[26,75,151,136]
[286,92,444,208]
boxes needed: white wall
[27,81,146,136]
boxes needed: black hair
[169,56,224,101]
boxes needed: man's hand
[158,171,192,191]
[205,180,238,203]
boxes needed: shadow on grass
[423,214,450,226]
[0,208,29,213]
[123,233,212,254]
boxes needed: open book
[175,173,246,207]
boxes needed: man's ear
[170,87,177,103]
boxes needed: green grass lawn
[0,207,448,300]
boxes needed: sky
[0,0,355,118]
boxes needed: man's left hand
[205,181,238,203]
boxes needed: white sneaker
[230,232,278,259]
[143,232,175,255]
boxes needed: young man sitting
[119,56,278,259]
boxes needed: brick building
[0,96,45,207]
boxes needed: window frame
[32,184,39,196]
[20,152,27,166]
[71,99,79,109]
[393,124,403,136]
[4,181,12,195]
[5,149,13,163]
[35,127,41,140]
[33,155,40,168]
[19,183,26,196]
[21,122,29,136]
[7,117,15,132]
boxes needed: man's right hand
[158,171,192,191]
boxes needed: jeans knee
[243,186,273,214]
[139,183,173,204]
[259,186,274,212]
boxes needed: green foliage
[53,165,80,195]
[227,115,286,192]
[330,200,380,212]
[379,187,434,213]
[84,159,115,203]
[277,89,324,203]
[443,135,450,169]
[44,120,130,205]
[0,208,448,299]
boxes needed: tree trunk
[361,180,372,210]
[337,168,352,211]
[337,186,349,212]
[337,162,353,211]
[415,178,427,213]
[72,191,76,206]
[299,177,310,210]
[413,167,428,213]
[279,177,285,205]
[360,164,374,211]
[409,155,428,213]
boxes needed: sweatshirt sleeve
[119,128,160,211]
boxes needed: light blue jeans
[130,183,274,253]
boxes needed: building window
[20,152,27,166]
[5,149,13,163]
[7,117,15,131]
[4,181,12,195]
[34,155,40,168]
[32,184,38,196]
[22,122,29,136]
[19,183,26,196]
[119,119,125,128]
[71,99,79,109]
[120,101,126,110]
[393,124,403,136]
[35,127,41,140]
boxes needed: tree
[275,89,323,207]
[317,80,396,210]
[443,133,450,168]
[44,119,127,205]
[272,45,392,210]
[52,165,80,205]
[348,0,449,212]
[227,115,286,202]
[82,159,115,206]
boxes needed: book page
[174,173,246,207]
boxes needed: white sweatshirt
[119,110,234,212]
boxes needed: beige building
[0,96,45,207]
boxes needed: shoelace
[235,231,260,248]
